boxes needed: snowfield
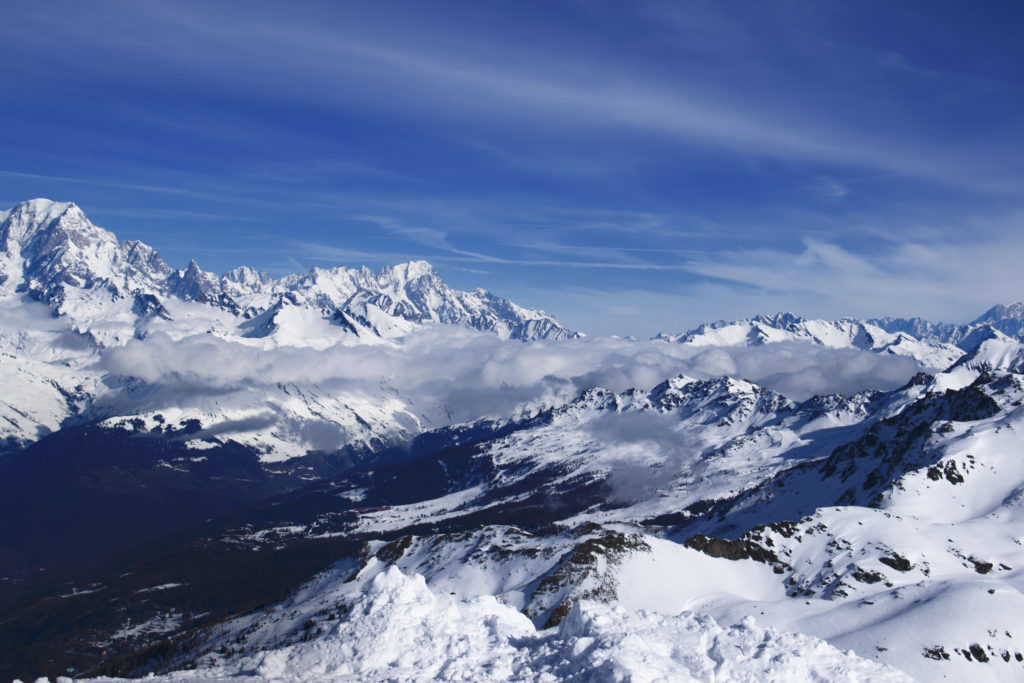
[79,566,910,683]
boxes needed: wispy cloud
[10,2,1022,194]
[90,207,254,222]
[0,169,210,200]
[810,176,850,199]
[681,231,1024,324]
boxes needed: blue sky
[2,0,1023,336]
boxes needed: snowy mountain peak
[1,199,101,252]
[0,198,155,306]
[167,259,225,305]
[869,303,1024,348]
[649,374,699,395]
[223,264,271,285]
[973,301,1024,325]
[221,265,273,299]
[968,302,1024,339]
[378,259,437,283]
[948,332,1024,374]
[649,374,791,421]
[749,311,804,329]
[117,239,172,284]
[5,196,78,223]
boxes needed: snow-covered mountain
[0,199,171,307]
[2,197,1016,468]
[0,199,579,459]
[657,311,983,370]
[656,307,1024,372]
[870,302,1024,346]
[0,199,576,343]
[21,339,1019,681]
[6,197,1024,681]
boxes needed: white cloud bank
[99,326,921,431]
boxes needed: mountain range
[2,199,1024,681]
[1,199,576,343]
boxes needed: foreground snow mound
[88,566,909,683]
[542,605,912,683]
[254,566,532,681]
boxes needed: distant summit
[655,306,1024,371]
[654,312,963,369]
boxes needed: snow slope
[110,357,1024,682]
[83,566,910,683]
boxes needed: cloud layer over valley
[99,326,921,443]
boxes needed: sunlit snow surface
[82,566,909,683]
